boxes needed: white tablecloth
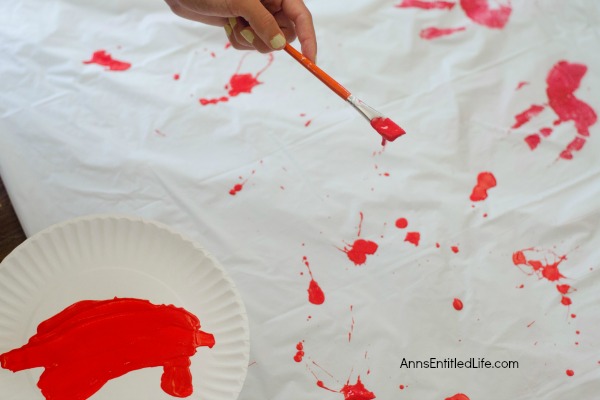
[1,0,600,398]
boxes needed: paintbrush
[284,43,406,143]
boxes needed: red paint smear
[200,53,274,106]
[556,284,571,294]
[453,298,464,311]
[396,0,456,9]
[436,242,441,248]
[294,341,304,362]
[459,0,512,29]
[470,171,497,201]
[83,50,131,71]
[527,320,535,328]
[305,119,313,127]
[395,218,408,229]
[173,73,180,80]
[0,298,215,400]
[420,26,466,39]
[446,394,470,400]
[302,257,325,305]
[370,117,406,143]
[566,369,574,377]
[357,211,365,237]
[344,239,379,265]
[404,232,421,246]
[451,246,460,253]
[524,134,541,150]
[540,127,553,137]
[512,104,545,129]
[546,61,598,159]
[516,81,529,90]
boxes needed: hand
[164,0,317,62]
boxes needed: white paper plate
[0,215,249,400]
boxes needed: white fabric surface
[1,0,600,399]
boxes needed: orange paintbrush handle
[284,44,352,100]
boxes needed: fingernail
[224,24,232,37]
[240,29,255,44]
[228,17,237,28]
[270,33,286,49]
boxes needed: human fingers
[230,0,288,51]
[227,17,274,53]
[164,0,228,26]
[281,0,316,62]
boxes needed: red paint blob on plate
[0,298,215,400]
[420,26,467,39]
[83,50,131,71]
[404,232,421,246]
[370,117,406,143]
[395,218,408,229]
[453,298,464,311]
[460,0,512,28]
[470,171,497,201]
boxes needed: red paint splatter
[225,42,231,49]
[305,119,313,127]
[527,320,535,328]
[451,246,460,253]
[436,242,441,248]
[340,377,376,400]
[302,256,325,305]
[446,394,470,400]
[571,313,576,318]
[200,53,274,106]
[399,384,405,390]
[470,171,497,201]
[513,247,573,307]
[576,330,580,335]
[420,26,467,39]
[229,183,244,196]
[512,104,545,129]
[173,73,180,80]
[566,369,574,377]
[357,212,365,237]
[516,81,529,90]
[370,117,406,144]
[395,218,408,229]
[348,305,355,342]
[344,240,379,265]
[0,298,214,399]
[512,61,597,159]
[396,0,456,9]
[294,341,305,362]
[453,298,464,311]
[524,134,541,150]
[83,50,131,71]
[460,0,512,29]
[404,232,421,246]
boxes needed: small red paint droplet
[304,119,313,127]
[566,369,574,377]
[399,384,405,390]
[483,213,488,218]
[451,246,459,254]
[576,330,580,335]
[561,296,572,306]
[293,341,305,362]
[344,239,379,266]
[229,183,243,196]
[556,284,571,294]
[516,81,529,90]
[173,73,180,80]
[404,232,420,246]
[525,134,541,150]
[470,172,497,201]
[83,50,131,71]
[571,313,577,319]
[395,218,408,229]
[517,284,524,289]
[435,242,440,248]
[370,117,406,143]
[453,298,463,311]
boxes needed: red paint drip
[453,298,464,311]
[302,256,325,305]
[83,50,131,71]
[566,369,574,377]
[357,211,365,237]
[395,218,408,229]
[0,298,215,399]
[420,26,466,39]
[459,0,512,28]
[470,171,497,201]
[512,105,545,129]
[404,232,421,246]
[370,117,406,143]
[396,0,456,9]
[200,96,229,105]
[446,394,470,400]
[294,341,305,362]
[451,246,460,253]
